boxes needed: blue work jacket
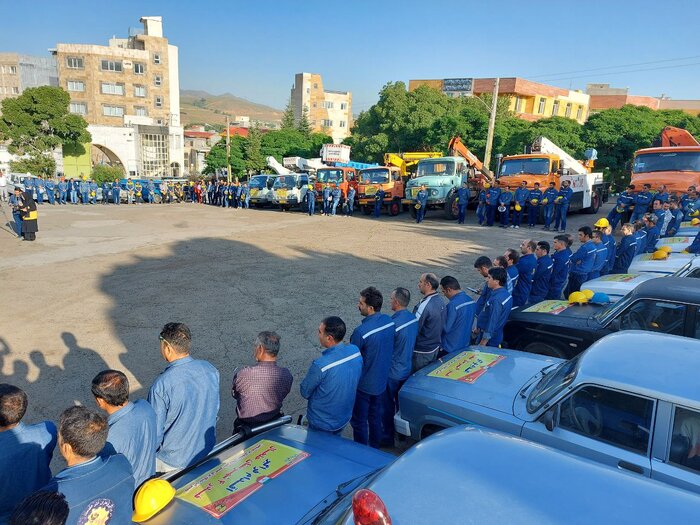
[350,312,395,395]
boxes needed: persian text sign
[428,351,505,383]
[176,440,310,518]
[523,300,571,315]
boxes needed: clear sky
[2,0,699,112]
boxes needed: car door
[651,403,700,494]
[522,385,654,477]
[614,299,688,337]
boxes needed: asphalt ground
[0,199,613,460]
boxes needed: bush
[92,164,124,184]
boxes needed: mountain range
[180,90,283,127]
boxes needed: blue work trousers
[307,200,315,216]
[528,205,538,226]
[457,206,467,224]
[512,209,523,227]
[373,201,382,218]
[46,191,55,204]
[565,271,586,297]
[345,201,354,216]
[543,205,554,228]
[332,199,340,216]
[381,377,404,444]
[607,207,623,229]
[476,203,485,225]
[113,190,120,204]
[12,212,22,237]
[81,191,88,204]
[500,208,510,227]
[70,190,78,204]
[416,207,425,223]
[351,390,384,449]
[554,204,569,231]
[486,205,497,226]
[59,191,67,204]
[35,190,43,204]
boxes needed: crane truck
[497,136,609,213]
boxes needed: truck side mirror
[542,405,560,432]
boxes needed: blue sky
[2,0,699,112]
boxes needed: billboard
[321,144,351,163]
[443,78,473,94]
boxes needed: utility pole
[483,77,500,170]
[225,115,231,182]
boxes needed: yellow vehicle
[357,166,405,216]
[383,151,442,177]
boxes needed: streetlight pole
[483,77,500,171]
[226,115,231,183]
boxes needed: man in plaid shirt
[231,331,293,431]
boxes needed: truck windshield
[248,176,267,189]
[500,158,550,176]
[317,169,343,183]
[360,169,390,184]
[633,152,700,173]
[273,176,297,189]
[416,160,455,177]
[527,356,580,413]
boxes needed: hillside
[180,89,283,127]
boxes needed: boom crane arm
[447,136,495,184]
[658,126,700,147]
[384,151,442,177]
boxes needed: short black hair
[628,184,635,190]
[643,183,651,189]
[553,234,570,247]
[495,255,508,269]
[59,406,108,458]
[473,256,492,269]
[440,275,461,291]
[523,240,537,252]
[591,230,603,240]
[392,287,411,307]
[321,316,346,343]
[360,286,383,311]
[10,491,69,525]
[537,241,550,253]
[421,273,439,291]
[505,248,520,264]
[0,384,27,427]
[578,226,592,238]
[91,370,129,407]
[488,267,507,286]
[634,221,644,231]
[160,322,191,355]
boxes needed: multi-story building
[409,77,591,124]
[53,16,184,179]
[290,73,351,143]
[0,53,58,103]
[183,127,221,176]
[586,84,661,112]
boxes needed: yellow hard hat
[594,218,610,228]
[132,479,176,523]
[581,289,595,300]
[308,184,313,189]
[515,203,522,212]
[568,291,588,304]
[692,210,700,217]
[541,198,548,204]
[659,245,673,253]
[652,249,669,260]
[692,218,700,226]
[531,199,539,204]
[483,183,491,189]
[414,203,422,210]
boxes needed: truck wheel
[585,190,601,214]
[389,200,401,216]
[523,340,568,359]
[361,205,371,215]
[444,192,459,220]
[154,194,162,204]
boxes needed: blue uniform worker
[58,180,68,204]
[644,220,661,253]
[373,188,385,218]
[242,184,250,208]
[567,234,596,295]
[607,187,635,229]
[513,184,529,228]
[346,186,356,216]
[89,181,98,204]
[79,180,89,204]
[70,180,79,203]
[45,179,56,204]
[300,339,363,433]
[23,177,34,200]
[474,280,492,318]
[35,178,44,204]
[612,231,638,273]
[235,184,243,208]
[415,187,428,223]
[506,264,519,295]
[553,183,573,232]
[101,182,111,204]
[147,181,156,203]
[331,186,341,215]
[350,308,395,448]
[547,244,572,300]
[305,186,317,215]
[542,184,558,229]
[476,188,487,225]
[513,251,536,307]
[685,230,700,254]
[527,185,542,227]
[601,232,616,275]
[9,192,23,237]
[498,187,513,227]
[0,419,57,523]
[634,228,647,255]
[631,187,653,222]
[441,290,475,353]
[656,189,669,203]
[322,184,332,215]
[588,238,608,280]
[529,250,553,305]
[111,181,121,204]
[457,184,469,224]
[485,186,501,226]
[476,285,512,348]
[665,206,684,236]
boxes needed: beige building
[53,16,184,178]
[0,53,57,102]
[290,72,351,143]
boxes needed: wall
[62,142,92,179]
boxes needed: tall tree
[281,98,296,130]
[297,106,311,137]
[244,126,266,174]
[0,86,91,176]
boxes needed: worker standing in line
[633,221,647,255]
[346,185,356,217]
[513,240,537,307]
[553,180,573,232]
[566,226,596,296]
[528,241,553,305]
[305,184,317,216]
[414,184,428,224]
[503,249,520,296]
[527,182,542,228]
[607,184,635,230]
[476,183,488,226]
[588,230,608,280]
[541,181,558,230]
[611,224,637,273]
[512,181,529,229]
[474,267,512,348]
[373,187,385,218]
[594,218,616,275]
[456,181,469,224]
[485,183,501,227]
[322,182,332,216]
[331,184,342,216]
[498,185,513,228]
[630,183,653,223]
[439,276,475,354]
[547,234,572,300]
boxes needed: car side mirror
[542,405,560,432]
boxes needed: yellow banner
[523,300,570,315]
[249,189,259,197]
[365,186,377,195]
[659,237,690,244]
[176,439,309,519]
[428,350,506,383]
[598,274,638,282]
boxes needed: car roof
[629,276,700,304]
[576,331,700,406]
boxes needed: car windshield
[594,294,631,324]
[317,169,343,183]
[417,160,455,177]
[500,157,550,176]
[248,176,267,188]
[360,169,390,184]
[273,176,297,189]
[527,356,581,413]
[633,152,700,173]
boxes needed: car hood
[628,253,695,275]
[655,236,694,252]
[510,300,603,327]
[582,273,662,301]
[147,425,392,525]
[402,347,559,415]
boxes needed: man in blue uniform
[415,184,428,224]
[527,182,542,228]
[382,287,418,446]
[594,218,615,275]
[346,185,356,216]
[9,191,23,237]
[546,235,572,300]
[373,187,385,218]
[69,178,79,204]
[305,184,317,216]
[300,316,363,434]
[241,182,250,208]
[101,181,111,205]
[350,287,395,448]
[633,221,647,256]
[542,181,558,230]
[58,179,68,205]
[92,370,157,489]
[612,223,637,273]
[485,184,501,227]
[665,199,684,236]
[23,176,35,202]
[412,273,445,370]
[35,177,44,204]
[504,249,520,295]
[456,181,469,224]
[322,182,332,216]
[148,322,219,472]
[607,184,635,229]
[439,276,475,354]
[472,256,493,320]
[643,213,660,253]
[513,240,537,307]
[475,267,512,348]
[88,180,98,204]
[528,241,553,305]
[566,226,596,296]
[588,231,608,280]
[41,406,134,525]
[79,178,89,205]
[45,178,56,205]
[513,181,529,229]
[331,184,342,216]
[631,183,653,223]
[147,180,156,204]
[498,185,513,228]
[476,184,488,225]
[553,180,573,232]
[111,179,121,204]
[0,384,57,523]
[655,184,669,203]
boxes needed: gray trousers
[412,347,439,373]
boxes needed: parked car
[248,174,275,207]
[674,221,700,236]
[627,252,696,274]
[503,277,700,358]
[142,417,392,524]
[656,235,696,252]
[322,426,700,525]
[394,331,700,495]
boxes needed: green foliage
[203,135,245,175]
[281,98,296,130]
[91,164,124,184]
[297,106,311,136]
[244,127,266,174]
[10,155,55,177]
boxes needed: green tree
[281,98,296,130]
[297,106,311,137]
[0,86,91,176]
[244,127,266,173]
[203,136,245,175]
[92,164,124,184]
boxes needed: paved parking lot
[0,200,610,456]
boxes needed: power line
[534,61,700,83]
[527,55,700,80]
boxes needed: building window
[321,119,333,127]
[306,87,310,94]
[515,97,523,113]
[339,121,346,128]
[102,105,124,117]
[134,85,146,97]
[154,75,162,87]
[66,57,84,69]
[67,80,85,92]
[101,82,125,95]
[153,53,161,65]
[312,102,317,108]
[156,119,164,125]
[11,87,20,94]
[155,96,163,108]
[565,103,572,118]
[100,60,123,72]
[321,101,334,109]
[69,102,87,115]
[0,66,4,73]
[134,62,146,74]
[577,106,583,120]
[313,83,318,89]
[538,98,545,114]
[8,66,17,74]
[340,102,347,110]
[139,132,169,178]
[134,106,147,117]
[552,100,560,116]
